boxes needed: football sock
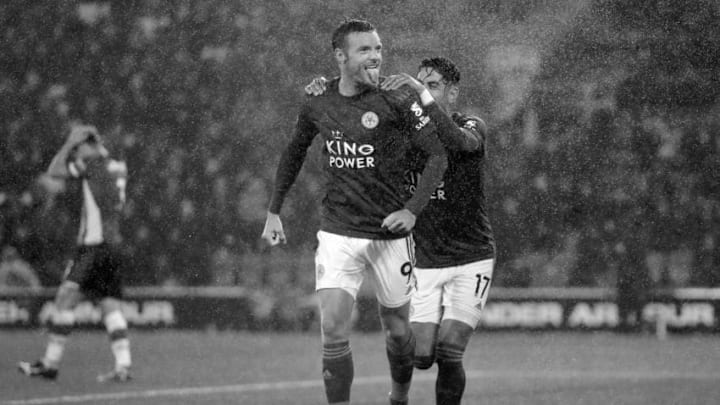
[43,309,75,368]
[386,331,415,401]
[436,341,466,405]
[322,340,353,404]
[104,310,131,369]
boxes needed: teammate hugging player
[19,124,132,383]
[383,57,495,405]
[307,56,496,405]
[262,19,449,405]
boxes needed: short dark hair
[419,57,461,85]
[331,18,376,50]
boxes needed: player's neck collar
[338,78,376,98]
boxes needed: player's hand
[381,209,416,233]
[380,73,425,94]
[68,124,99,146]
[261,212,287,246]
[304,76,328,96]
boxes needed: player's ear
[334,47,347,64]
[447,85,459,104]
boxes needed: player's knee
[414,355,435,370]
[379,304,411,334]
[384,325,412,345]
[382,316,411,339]
[321,316,351,341]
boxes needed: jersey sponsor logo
[331,130,344,139]
[410,102,423,117]
[361,111,379,129]
[415,116,430,130]
[410,102,430,130]
[325,138,376,169]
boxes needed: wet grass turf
[2,329,719,404]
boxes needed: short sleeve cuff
[419,89,435,106]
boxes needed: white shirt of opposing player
[79,179,104,246]
[69,161,105,246]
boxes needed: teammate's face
[337,31,382,87]
[417,67,458,110]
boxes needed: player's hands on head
[261,212,287,246]
[381,209,416,234]
[68,124,100,146]
[380,73,425,94]
[304,76,328,96]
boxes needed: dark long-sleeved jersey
[407,111,496,268]
[269,78,446,239]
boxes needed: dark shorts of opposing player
[64,243,124,300]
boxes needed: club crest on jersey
[361,111,379,129]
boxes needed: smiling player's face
[338,31,382,87]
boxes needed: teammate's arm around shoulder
[425,106,486,153]
[454,115,487,153]
[381,73,486,152]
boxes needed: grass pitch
[1,329,719,404]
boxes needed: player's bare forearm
[403,152,447,215]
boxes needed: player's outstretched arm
[382,74,484,152]
[261,212,287,246]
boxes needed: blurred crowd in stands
[1,0,718,295]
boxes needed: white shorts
[410,258,495,328]
[315,231,415,308]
